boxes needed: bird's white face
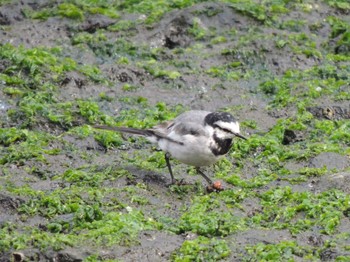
[213,120,241,140]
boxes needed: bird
[93,110,247,189]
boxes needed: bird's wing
[154,120,208,142]
[153,111,210,140]
[150,127,184,145]
[170,122,208,137]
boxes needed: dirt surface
[0,0,350,261]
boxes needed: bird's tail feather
[93,125,184,145]
[93,125,153,137]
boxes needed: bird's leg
[165,152,176,185]
[195,167,213,185]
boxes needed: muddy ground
[0,0,350,261]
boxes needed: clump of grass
[31,1,120,20]
[113,101,185,129]
[250,187,350,235]
[0,128,28,146]
[324,0,350,11]
[206,62,247,81]
[139,59,182,80]
[0,222,75,251]
[228,0,290,24]
[77,207,159,246]
[0,129,56,165]
[58,3,84,20]
[172,236,231,261]
[175,193,246,236]
[245,241,312,261]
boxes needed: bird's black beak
[234,133,247,140]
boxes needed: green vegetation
[172,236,231,261]
[176,193,246,236]
[251,187,349,235]
[1,0,350,260]
[245,241,312,261]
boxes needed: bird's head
[204,112,247,140]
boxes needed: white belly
[157,135,220,167]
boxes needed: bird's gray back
[172,110,211,125]
[152,110,211,137]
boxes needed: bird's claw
[166,178,191,187]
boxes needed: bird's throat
[210,134,233,156]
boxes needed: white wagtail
[94,110,247,189]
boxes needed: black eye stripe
[221,128,232,133]
[214,124,232,133]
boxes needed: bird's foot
[166,178,191,187]
[206,180,224,193]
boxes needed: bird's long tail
[93,125,154,137]
[93,125,183,145]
